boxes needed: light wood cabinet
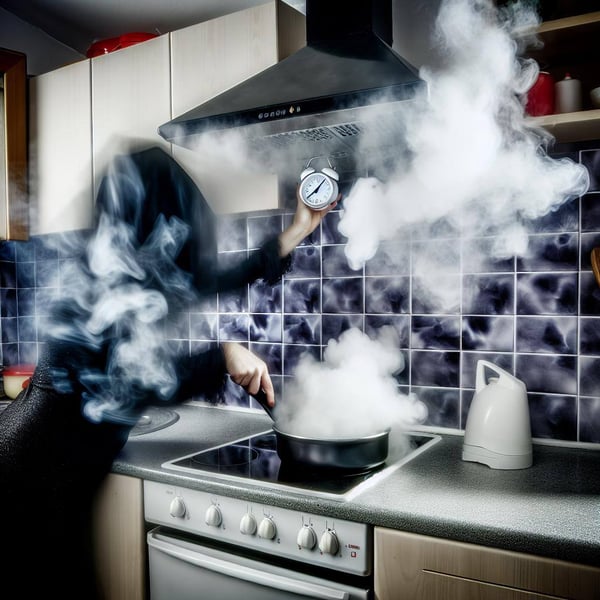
[170,0,305,214]
[92,473,145,600]
[29,59,94,234]
[375,528,600,600]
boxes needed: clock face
[299,172,338,210]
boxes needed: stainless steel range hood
[159,0,426,167]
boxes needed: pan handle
[251,389,275,421]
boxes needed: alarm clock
[298,157,339,210]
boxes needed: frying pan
[253,390,390,471]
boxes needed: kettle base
[462,444,532,470]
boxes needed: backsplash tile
[1,143,600,447]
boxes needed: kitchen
[1,0,600,598]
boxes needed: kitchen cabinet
[526,10,600,142]
[170,0,305,214]
[92,473,145,600]
[374,528,600,600]
[29,59,93,235]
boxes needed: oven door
[148,528,370,600]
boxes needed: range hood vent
[159,0,426,168]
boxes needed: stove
[162,429,440,501]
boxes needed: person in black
[0,146,337,598]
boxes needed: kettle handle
[475,360,512,392]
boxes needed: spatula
[592,247,600,288]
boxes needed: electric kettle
[462,360,532,469]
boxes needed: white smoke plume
[339,0,589,271]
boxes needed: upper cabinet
[525,10,600,142]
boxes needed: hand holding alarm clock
[298,157,340,210]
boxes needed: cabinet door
[91,35,171,197]
[170,1,304,214]
[29,59,93,234]
[375,528,600,600]
[92,473,145,600]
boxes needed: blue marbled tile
[19,342,38,365]
[1,342,18,365]
[16,262,35,288]
[0,241,16,261]
[365,241,410,276]
[410,350,460,387]
[461,389,475,429]
[516,233,578,272]
[321,210,346,245]
[15,239,35,262]
[1,289,17,317]
[0,262,16,288]
[412,386,460,429]
[18,316,37,342]
[462,274,514,315]
[580,149,600,192]
[194,293,218,313]
[516,316,577,354]
[580,232,600,270]
[284,279,321,313]
[515,353,577,395]
[190,313,218,340]
[35,287,60,315]
[218,289,248,313]
[283,344,320,376]
[249,280,282,313]
[365,276,409,314]
[579,356,600,396]
[579,317,600,355]
[461,237,515,274]
[250,314,282,343]
[580,271,600,315]
[283,314,321,345]
[322,245,356,278]
[413,274,461,314]
[17,288,35,317]
[462,316,514,352]
[164,313,188,340]
[579,396,600,443]
[216,216,247,252]
[218,313,249,342]
[517,273,578,315]
[528,393,577,441]
[461,352,514,389]
[283,213,321,246]
[412,216,459,241]
[524,195,579,233]
[249,342,283,375]
[248,214,282,249]
[35,259,60,288]
[34,236,59,260]
[322,277,363,313]
[411,316,460,350]
[287,246,321,278]
[365,314,410,347]
[322,314,363,345]
[190,340,219,356]
[581,194,600,231]
[411,239,460,274]
[1,317,17,343]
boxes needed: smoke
[339,0,589,272]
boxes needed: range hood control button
[257,517,277,540]
[239,513,257,536]
[205,505,222,527]
[319,530,339,555]
[297,525,317,550]
[169,496,186,519]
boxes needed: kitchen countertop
[114,402,600,568]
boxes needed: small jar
[555,73,582,114]
[526,71,555,116]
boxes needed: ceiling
[0,0,305,55]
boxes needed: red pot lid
[3,364,36,376]
[86,32,159,58]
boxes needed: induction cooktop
[162,429,440,501]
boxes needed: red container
[86,32,159,58]
[526,71,555,116]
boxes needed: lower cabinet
[92,473,146,600]
[374,528,600,600]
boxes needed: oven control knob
[205,505,222,527]
[319,530,340,555]
[240,513,257,536]
[257,517,277,540]
[297,525,317,550]
[169,496,186,519]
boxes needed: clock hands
[308,178,326,197]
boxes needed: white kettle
[462,360,532,470]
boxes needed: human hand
[278,186,340,257]
[221,342,275,407]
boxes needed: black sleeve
[173,345,228,402]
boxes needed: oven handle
[148,531,349,600]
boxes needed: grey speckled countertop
[114,402,600,568]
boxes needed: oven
[144,429,439,600]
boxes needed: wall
[1,142,599,445]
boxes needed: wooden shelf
[528,109,600,143]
